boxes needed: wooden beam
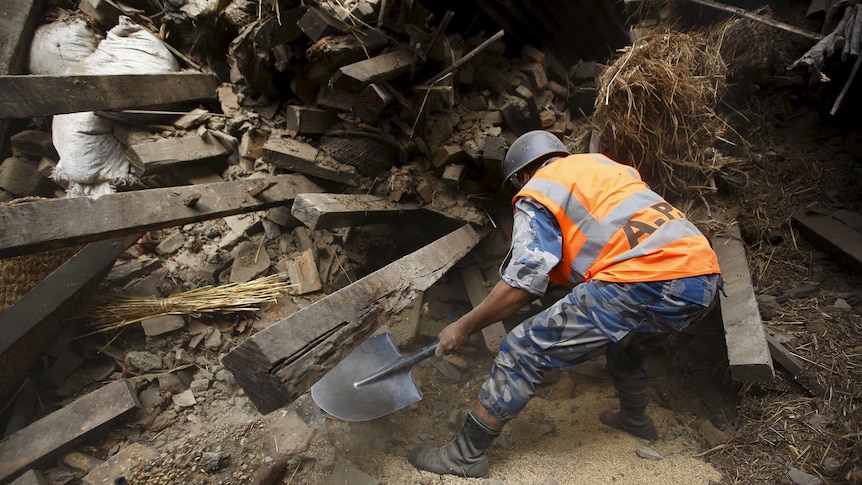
[221,224,486,414]
[0,174,323,259]
[684,0,824,42]
[0,73,219,119]
[0,0,44,153]
[712,225,775,381]
[792,207,862,272]
[0,235,138,400]
[290,193,426,230]
[765,333,826,396]
[460,267,507,355]
[125,133,232,176]
[263,134,361,186]
[0,380,139,483]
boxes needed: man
[408,130,723,478]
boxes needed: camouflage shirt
[500,197,562,296]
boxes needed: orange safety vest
[514,153,721,286]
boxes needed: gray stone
[190,378,210,394]
[636,446,662,461]
[126,351,164,372]
[788,467,822,485]
[158,373,187,394]
[171,389,197,408]
[156,231,186,255]
[229,240,271,283]
[141,314,185,336]
[204,327,223,350]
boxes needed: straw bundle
[593,30,740,196]
[83,273,295,333]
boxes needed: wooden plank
[329,49,415,92]
[712,225,775,381]
[792,207,862,272]
[0,0,44,153]
[0,174,324,259]
[125,133,232,176]
[0,73,219,119]
[0,379,140,483]
[287,248,321,295]
[290,193,425,230]
[460,267,507,355]
[221,224,486,414]
[0,236,138,400]
[765,333,826,396]
[684,0,824,42]
[263,135,361,186]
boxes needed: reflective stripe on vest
[514,153,718,285]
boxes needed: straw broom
[83,273,296,334]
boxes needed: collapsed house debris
[1,0,861,484]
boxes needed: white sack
[28,17,100,75]
[52,16,180,197]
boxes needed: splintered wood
[221,224,486,414]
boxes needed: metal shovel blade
[310,332,435,422]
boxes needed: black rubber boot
[407,410,500,478]
[600,403,659,440]
[601,334,665,441]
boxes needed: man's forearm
[457,280,535,334]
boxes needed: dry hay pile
[592,30,742,197]
[705,7,792,87]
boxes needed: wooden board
[0,236,138,401]
[765,333,826,396]
[221,224,486,414]
[125,133,231,176]
[0,0,44,153]
[0,73,219,119]
[290,193,425,230]
[263,135,361,186]
[460,267,507,355]
[792,207,862,272]
[712,226,775,381]
[0,380,139,483]
[0,174,323,259]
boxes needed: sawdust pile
[592,31,741,197]
[369,378,723,484]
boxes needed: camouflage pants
[478,274,722,423]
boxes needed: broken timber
[0,235,138,400]
[125,132,232,176]
[0,174,323,259]
[221,223,486,414]
[290,193,427,230]
[712,225,775,381]
[684,0,824,42]
[0,73,219,119]
[0,380,139,483]
[792,207,862,272]
[263,134,361,186]
[460,267,507,355]
[0,0,44,153]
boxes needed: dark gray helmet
[502,130,569,190]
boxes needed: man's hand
[436,321,471,357]
[433,280,536,358]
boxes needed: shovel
[310,332,439,421]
